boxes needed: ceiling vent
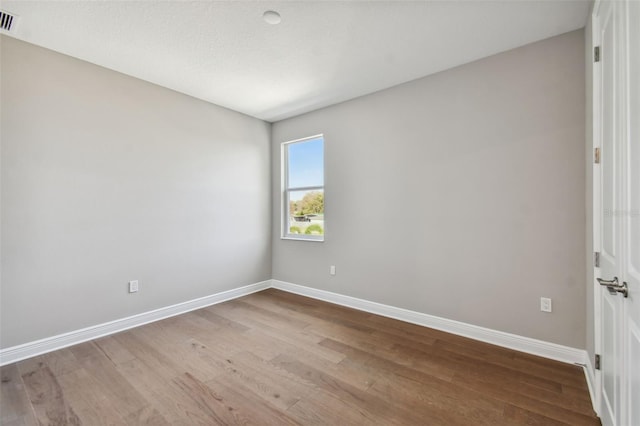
[0,10,19,35]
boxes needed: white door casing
[622,1,640,424]
[594,1,622,424]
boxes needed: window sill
[281,236,324,242]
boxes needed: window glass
[283,136,324,241]
[287,137,324,188]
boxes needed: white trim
[280,236,324,242]
[591,0,603,416]
[1,278,591,371]
[281,134,324,146]
[0,280,271,366]
[584,353,599,413]
[272,280,588,365]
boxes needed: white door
[595,1,623,424]
[593,1,640,425]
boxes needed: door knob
[597,276,629,298]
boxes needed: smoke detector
[263,10,281,25]
[0,9,19,35]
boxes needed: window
[282,135,324,241]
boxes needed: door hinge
[594,46,600,63]
[594,251,600,268]
[595,147,601,164]
[595,354,601,370]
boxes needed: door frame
[591,0,603,417]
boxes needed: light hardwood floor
[1,289,599,425]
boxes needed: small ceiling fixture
[263,10,281,25]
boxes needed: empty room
[1,0,638,425]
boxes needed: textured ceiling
[1,1,590,122]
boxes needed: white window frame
[281,134,325,242]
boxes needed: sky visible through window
[288,137,323,201]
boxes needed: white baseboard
[0,278,589,369]
[583,354,598,413]
[0,280,271,366]
[272,280,588,365]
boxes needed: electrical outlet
[330,265,336,275]
[129,280,139,293]
[540,297,552,313]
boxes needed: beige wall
[0,36,272,348]
[272,30,586,348]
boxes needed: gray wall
[272,30,586,348]
[2,29,588,351]
[0,36,272,348]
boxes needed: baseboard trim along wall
[583,354,598,413]
[0,280,271,366]
[271,280,589,366]
[1,278,589,369]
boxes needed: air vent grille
[0,10,18,34]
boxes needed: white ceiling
[1,1,590,122]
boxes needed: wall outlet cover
[540,297,552,313]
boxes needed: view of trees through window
[289,190,324,235]
[284,136,324,238]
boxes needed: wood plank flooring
[0,289,600,425]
